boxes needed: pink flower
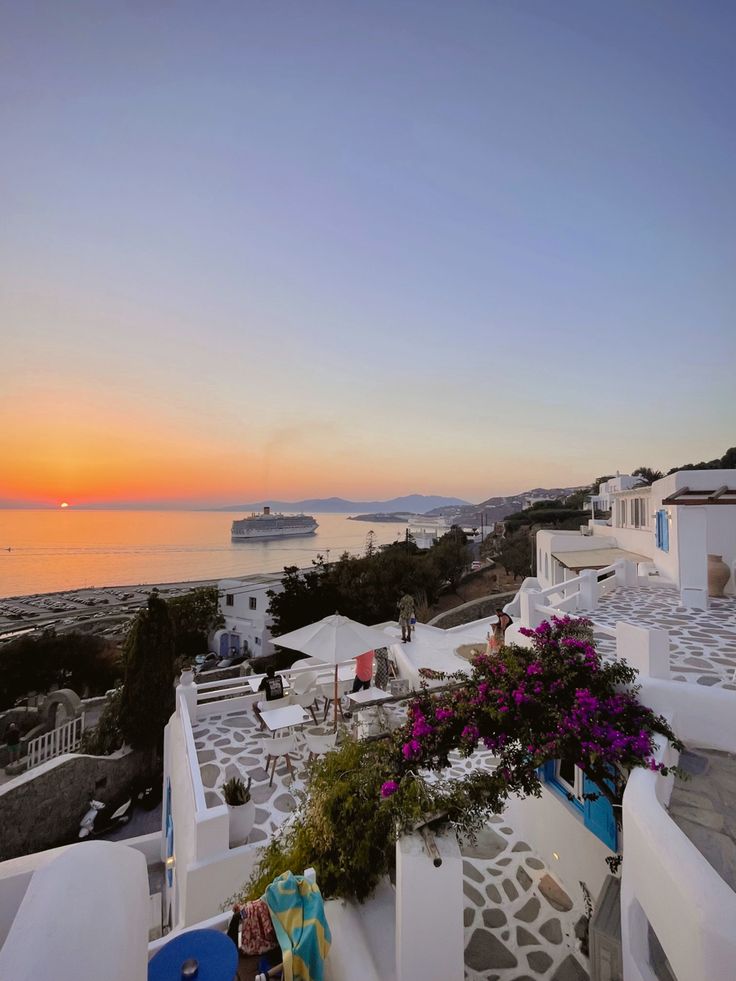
[381,781,399,798]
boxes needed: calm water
[0,511,409,598]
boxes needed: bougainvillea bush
[383,615,682,812]
[237,617,681,903]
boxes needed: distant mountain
[211,494,469,514]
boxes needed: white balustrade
[26,713,85,770]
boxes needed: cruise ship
[231,506,318,541]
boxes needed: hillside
[425,485,586,525]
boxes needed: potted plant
[222,776,255,847]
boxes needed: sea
[0,510,409,599]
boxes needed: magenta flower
[381,780,399,798]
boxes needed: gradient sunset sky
[2,1,734,508]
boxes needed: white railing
[178,695,207,813]
[26,714,85,769]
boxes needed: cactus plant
[222,776,252,806]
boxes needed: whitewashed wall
[0,841,149,981]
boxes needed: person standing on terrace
[352,650,374,692]
[398,593,415,643]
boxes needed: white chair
[318,679,347,723]
[265,733,297,786]
[291,689,319,725]
[291,670,318,696]
[304,730,338,762]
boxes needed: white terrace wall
[621,679,736,981]
[163,685,261,930]
[0,841,149,981]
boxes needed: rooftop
[582,584,736,689]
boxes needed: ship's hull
[231,527,318,542]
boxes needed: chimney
[263,506,270,515]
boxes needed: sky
[1,0,734,508]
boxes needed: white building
[212,573,284,659]
[590,473,645,513]
[1,505,736,981]
[537,467,736,608]
[407,514,451,549]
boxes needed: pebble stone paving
[461,820,588,981]
[578,584,736,689]
[193,699,591,980]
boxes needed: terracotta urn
[707,554,730,598]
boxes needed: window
[655,510,669,552]
[226,594,234,607]
[630,497,648,529]
[255,636,261,645]
[538,761,618,850]
[249,596,257,610]
[553,758,584,807]
[619,499,627,526]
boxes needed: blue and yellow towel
[264,872,331,981]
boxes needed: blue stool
[148,928,237,981]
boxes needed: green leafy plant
[222,776,252,806]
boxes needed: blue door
[583,773,617,850]
[219,633,231,657]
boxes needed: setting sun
[59,502,69,509]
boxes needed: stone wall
[428,591,517,630]
[0,748,148,861]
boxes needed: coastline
[0,573,284,642]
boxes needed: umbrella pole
[333,664,339,732]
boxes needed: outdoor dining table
[260,703,310,733]
[347,687,392,707]
[148,927,236,981]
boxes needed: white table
[260,704,309,733]
[347,687,392,707]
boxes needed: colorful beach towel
[264,872,331,981]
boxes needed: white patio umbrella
[273,614,394,729]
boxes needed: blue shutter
[583,773,617,850]
[655,510,669,552]
[536,761,556,782]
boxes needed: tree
[494,529,532,580]
[364,530,377,558]
[118,591,175,756]
[168,586,224,663]
[430,526,470,592]
[0,630,120,710]
[632,467,663,485]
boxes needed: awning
[552,547,650,571]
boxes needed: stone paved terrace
[192,700,590,978]
[579,584,736,689]
[669,747,736,893]
[463,821,588,981]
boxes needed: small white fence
[26,714,85,769]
